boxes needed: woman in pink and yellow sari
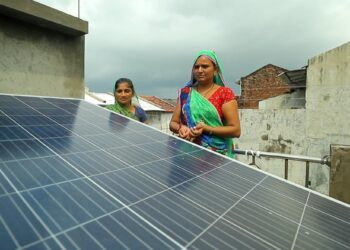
[169,50,241,158]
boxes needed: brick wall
[238,64,290,109]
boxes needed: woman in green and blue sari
[169,50,240,158]
[106,78,148,123]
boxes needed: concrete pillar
[330,144,350,204]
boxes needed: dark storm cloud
[37,0,350,98]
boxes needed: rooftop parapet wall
[306,41,350,141]
[0,0,89,98]
[305,41,350,194]
[0,0,88,36]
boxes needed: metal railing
[233,149,331,188]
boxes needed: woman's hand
[178,125,191,140]
[189,122,204,138]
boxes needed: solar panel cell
[83,133,132,149]
[132,190,217,246]
[0,194,50,247]
[0,221,17,250]
[0,116,16,126]
[294,226,348,249]
[0,126,33,140]
[46,115,80,125]
[142,130,174,141]
[0,139,54,162]
[107,145,160,165]
[165,138,199,153]
[141,141,184,158]
[61,123,108,136]
[188,219,274,249]
[11,115,57,126]
[225,198,299,248]
[301,206,350,246]
[1,107,41,116]
[136,160,195,187]
[174,177,241,214]
[87,209,180,249]
[28,238,62,249]
[307,192,350,223]
[62,150,129,175]
[168,154,218,175]
[201,166,260,196]
[115,131,157,145]
[92,168,166,204]
[0,169,16,195]
[23,125,73,139]
[40,136,98,155]
[244,186,306,222]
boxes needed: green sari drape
[106,102,138,120]
[185,89,234,158]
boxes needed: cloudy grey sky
[36,0,350,98]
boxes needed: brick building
[237,64,290,109]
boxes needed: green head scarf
[186,50,227,87]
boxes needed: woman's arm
[169,102,182,133]
[169,102,191,139]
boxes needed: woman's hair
[114,78,135,95]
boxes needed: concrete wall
[330,144,350,204]
[235,41,350,195]
[235,109,313,188]
[305,41,350,194]
[0,0,88,98]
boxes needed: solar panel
[1,93,349,249]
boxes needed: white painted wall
[147,112,173,134]
[259,90,306,109]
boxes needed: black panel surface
[1,94,349,249]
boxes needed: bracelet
[208,127,213,135]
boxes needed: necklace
[196,83,215,98]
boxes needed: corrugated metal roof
[86,92,114,105]
[138,99,163,111]
[278,68,307,88]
